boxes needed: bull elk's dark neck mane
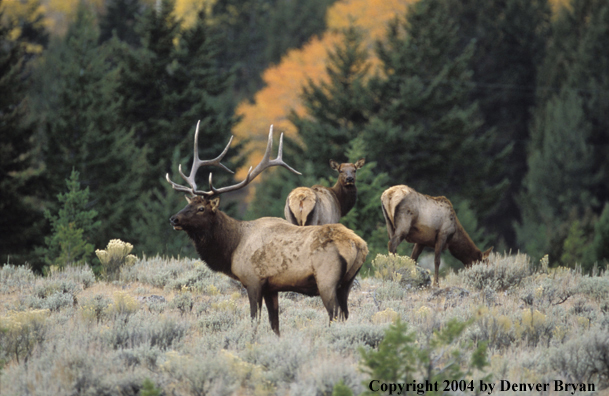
[329,181,357,217]
[186,210,242,278]
[447,219,480,266]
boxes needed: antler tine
[246,125,302,181]
[204,125,301,197]
[166,120,235,196]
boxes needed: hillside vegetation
[1,253,608,394]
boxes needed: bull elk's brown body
[381,185,493,286]
[285,159,365,226]
[167,122,368,335]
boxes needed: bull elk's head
[329,158,365,187]
[167,121,301,231]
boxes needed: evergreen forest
[2,0,609,276]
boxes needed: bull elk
[381,185,493,287]
[284,158,365,226]
[167,122,368,335]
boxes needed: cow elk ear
[185,195,193,204]
[210,197,220,212]
[482,246,494,259]
[354,158,366,169]
[329,159,340,171]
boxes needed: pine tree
[0,3,45,264]
[120,4,242,256]
[264,0,334,65]
[246,25,373,220]
[39,2,149,249]
[209,0,272,97]
[41,170,99,268]
[290,25,373,178]
[172,6,242,188]
[517,0,609,260]
[447,0,551,247]
[117,0,183,175]
[130,149,196,257]
[586,203,609,267]
[536,0,609,207]
[118,1,241,189]
[98,0,143,47]
[367,0,505,223]
[517,89,600,260]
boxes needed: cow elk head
[329,158,365,187]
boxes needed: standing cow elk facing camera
[167,121,368,335]
[285,158,365,226]
[381,185,493,287]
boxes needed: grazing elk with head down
[381,185,493,287]
[167,122,368,335]
[284,158,365,226]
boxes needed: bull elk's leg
[336,284,351,320]
[318,284,341,324]
[247,286,264,323]
[264,291,280,336]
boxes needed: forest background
[2,0,609,276]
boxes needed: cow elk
[381,185,493,287]
[284,158,365,226]
[167,121,368,335]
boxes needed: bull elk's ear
[209,197,220,212]
[354,158,366,169]
[185,195,193,204]
[482,246,494,259]
[329,159,340,171]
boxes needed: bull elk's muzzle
[170,215,182,230]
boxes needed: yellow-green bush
[0,309,50,363]
[372,253,431,287]
[96,239,137,281]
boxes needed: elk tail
[288,187,317,226]
[380,189,396,231]
[341,235,368,282]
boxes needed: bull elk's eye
[197,207,205,212]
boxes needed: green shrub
[359,319,489,395]
[47,265,95,289]
[0,265,36,294]
[550,328,609,390]
[577,274,609,302]
[162,351,238,396]
[172,292,193,316]
[141,378,162,396]
[80,294,112,324]
[328,323,386,352]
[462,252,533,291]
[121,257,235,294]
[105,312,187,351]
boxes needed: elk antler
[166,122,301,197]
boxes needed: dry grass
[0,253,608,395]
